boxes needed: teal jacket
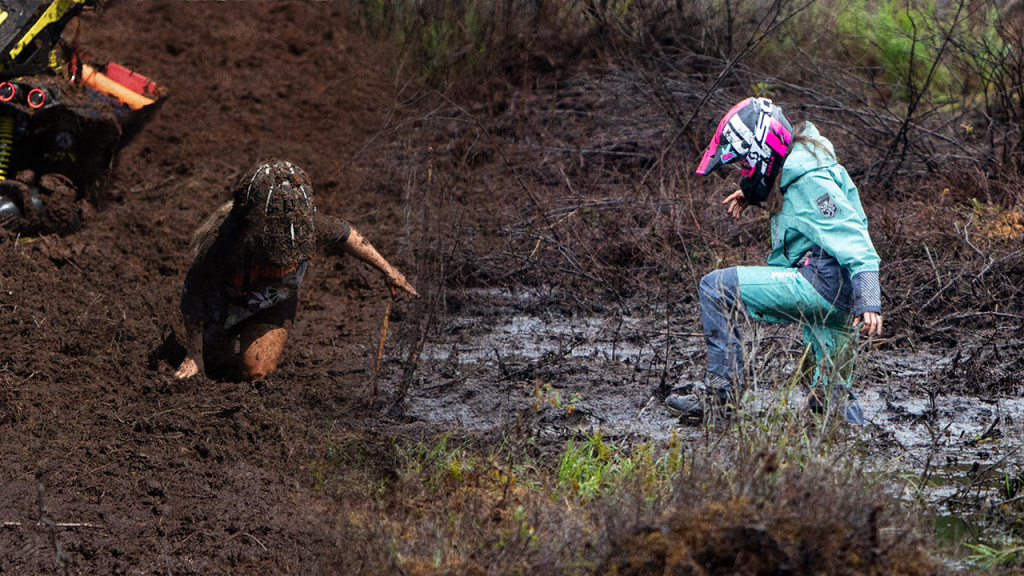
[769,122,881,316]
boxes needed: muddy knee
[699,268,740,307]
[239,326,289,381]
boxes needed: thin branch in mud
[37,483,72,576]
[1,521,103,529]
[392,268,438,416]
[956,216,995,277]
[226,530,269,552]
[369,287,396,401]
[918,269,965,312]
[923,243,943,289]
[941,438,1024,509]
[928,311,1024,328]
[916,396,953,498]
[422,360,491,393]
[390,194,468,414]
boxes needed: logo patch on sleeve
[815,193,837,218]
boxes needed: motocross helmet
[232,159,317,266]
[695,97,793,206]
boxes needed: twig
[923,243,943,289]
[928,311,1024,328]
[635,395,656,421]
[369,286,397,400]
[38,483,72,576]
[1,521,103,529]
[958,217,995,277]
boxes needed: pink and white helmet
[695,97,793,205]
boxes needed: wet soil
[0,2,1021,574]
[0,3,414,573]
[411,288,1024,461]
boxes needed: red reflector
[0,82,16,102]
[27,88,46,109]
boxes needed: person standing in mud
[174,159,418,381]
[666,97,882,425]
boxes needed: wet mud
[0,3,411,573]
[408,287,1024,537]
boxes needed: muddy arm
[175,318,205,379]
[341,227,418,297]
[176,261,211,379]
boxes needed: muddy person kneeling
[175,159,418,382]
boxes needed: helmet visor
[695,98,755,176]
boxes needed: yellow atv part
[0,0,92,76]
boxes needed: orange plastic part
[81,63,155,110]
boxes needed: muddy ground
[0,2,1021,574]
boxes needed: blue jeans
[699,266,856,390]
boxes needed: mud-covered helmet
[695,97,793,205]
[232,159,317,266]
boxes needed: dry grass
[307,411,944,575]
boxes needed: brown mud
[0,2,1020,574]
[0,3,411,573]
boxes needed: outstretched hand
[386,271,419,298]
[722,189,748,221]
[854,312,883,337]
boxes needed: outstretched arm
[342,227,419,297]
[175,318,205,378]
[176,262,210,379]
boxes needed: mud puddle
[401,288,1023,547]
[408,288,695,439]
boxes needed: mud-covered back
[230,159,317,267]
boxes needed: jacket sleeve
[314,213,352,247]
[788,171,882,316]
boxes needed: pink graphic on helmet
[764,118,792,157]
[738,161,756,177]
[696,98,753,175]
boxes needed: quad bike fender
[81,63,156,110]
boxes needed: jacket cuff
[852,271,881,316]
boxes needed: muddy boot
[665,393,703,420]
[665,375,733,422]
[703,374,735,420]
[807,387,865,426]
[842,391,866,426]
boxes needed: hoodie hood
[779,122,838,190]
